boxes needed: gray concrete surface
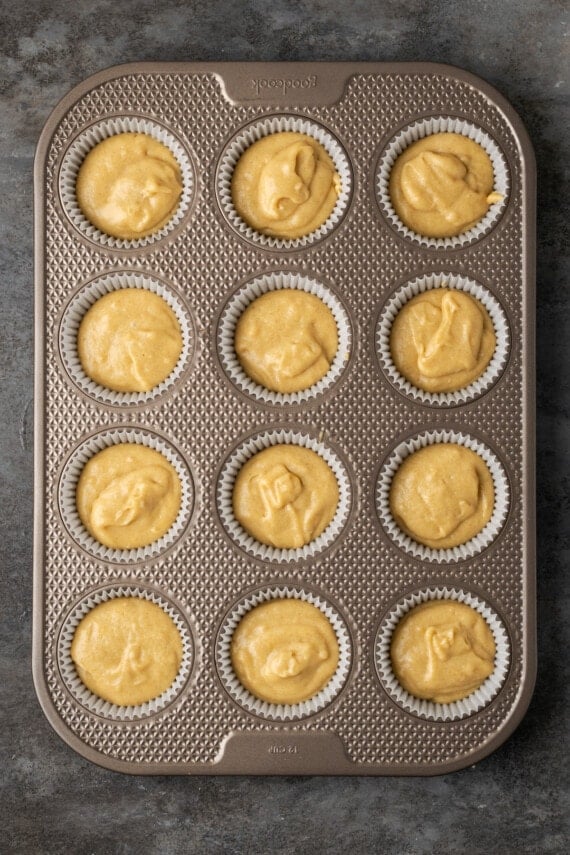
[1,0,568,852]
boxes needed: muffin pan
[33,62,536,775]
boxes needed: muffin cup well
[216,428,352,564]
[58,584,194,721]
[375,586,510,721]
[376,272,510,406]
[376,430,510,563]
[376,116,510,249]
[58,428,195,564]
[59,271,196,407]
[58,115,195,250]
[216,115,352,250]
[216,585,352,721]
[217,270,352,406]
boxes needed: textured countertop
[1,1,568,852]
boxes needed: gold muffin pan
[34,62,535,775]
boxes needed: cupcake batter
[389,443,494,549]
[390,600,496,703]
[71,597,183,706]
[390,288,496,393]
[232,444,339,549]
[76,444,181,550]
[76,132,182,240]
[231,131,341,239]
[78,288,183,393]
[235,289,338,393]
[389,132,503,238]
[230,598,339,705]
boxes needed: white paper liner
[58,428,195,564]
[217,429,352,564]
[216,586,352,721]
[376,430,510,563]
[376,272,510,406]
[216,115,352,250]
[58,116,194,250]
[217,271,352,405]
[376,116,510,249]
[375,587,510,721]
[58,585,193,721]
[59,271,196,406]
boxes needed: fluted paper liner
[376,116,509,249]
[59,115,194,250]
[216,585,352,721]
[217,429,352,563]
[375,587,510,721]
[59,271,196,406]
[376,430,510,563]
[217,271,352,405]
[376,272,510,406]
[58,428,195,564]
[216,115,352,250]
[58,584,193,721]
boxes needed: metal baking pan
[33,62,536,774]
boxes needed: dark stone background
[1,1,568,852]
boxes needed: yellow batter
[76,444,181,550]
[390,288,496,393]
[232,444,339,549]
[390,600,496,703]
[78,289,183,393]
[231,132,341,239]
[389,444,494,549]
[235,290,338,393]
[389,133,503,238]
[71,597,183,706]
[76,133,182,240]
[230,599,339,705]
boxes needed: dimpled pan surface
[33,62,536,775]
